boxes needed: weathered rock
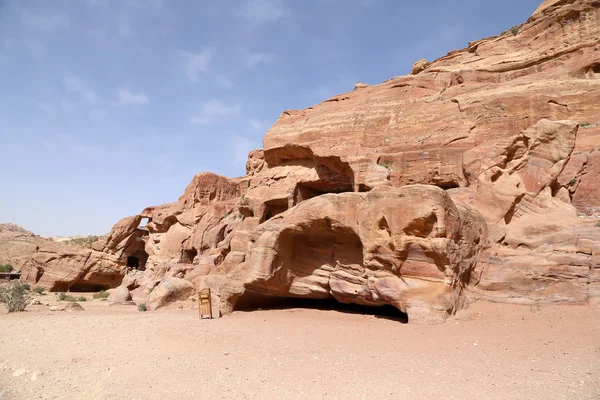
[410,59,430,75]
[204,186,486,323]
[108,286,132,303]
[20,244,124,292]
[64,302,84,312]
[147,277,194,311]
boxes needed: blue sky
[0,0,541,237]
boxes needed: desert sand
[1,298,599,400]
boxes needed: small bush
[58,292,77,302]
[93,290,110,299]
[58,293,77,301]
[580,122,592,128]
[33,286,45,295]
[595,222,600,228]
[378,162,392,169]
[0,264,13,273]
[77,296,87,302]
[21,283,31,291]
[0,281,31,312]
[568,178,577,187]
[137,303,147,312]
[510,25,520,36]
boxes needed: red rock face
[22,0,600,322]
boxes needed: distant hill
[0,223,101,271]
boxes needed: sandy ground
[0,296,599,400]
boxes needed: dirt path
[1,299,599,400]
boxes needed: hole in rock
[139,217,149,227]
[262,199,289,222]
[126,248,148,271]
[294,179,354,203]
[69,282,114,292]
[403,213,438,237]
[180,248,198,264]
[234,294,408,323]
[233,220,407,322]
[587,63,600,78]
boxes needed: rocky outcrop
[20,243,123,292]
[19,0,600,322]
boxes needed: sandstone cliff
[20,0,600,323]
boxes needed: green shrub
[568,178,577,187]
[0,281,31,312]
[21,283,31,291]
[77,296,87,302]
[0,264,13,273]
[595,222,600,228]
[378,162,392,169]
[580,122,592,128]
[510,25,520,36]
[137,303,147,312]
[33,286,45,295]
[58,292,77,302]
[93,290,110,299]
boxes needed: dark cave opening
[181,248,198,264]
[262,198,289,221]
[69,282,113,292]
[234,293,408,323]
[127,248,148,271]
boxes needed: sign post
[198,288,212,319]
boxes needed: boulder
[146,277,194,311]
[64,302,84,312]
[108,286,132,303]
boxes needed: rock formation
[20,0,600,322]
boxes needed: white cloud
[63,76,99,103]
[179,49,213,83]
[117,88,149,106]
[236,0,290,26]
[21,11,70,31]
[231,136,260,167]
[189,99,240,125]
[246,52,275,67]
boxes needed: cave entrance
[234,292,408,322]
[262,198,289,221]
[127,248,148,271]
[180,248,198,264]
[233,220,408,322]
[294,179,354,203]
[69,282,113,292]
